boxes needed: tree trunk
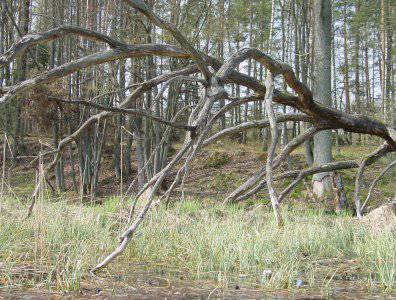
[312,0,333,199]
[343,1,352,143]
[354,0,361,144]
[218,0,226,130]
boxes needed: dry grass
[1,196,396,295]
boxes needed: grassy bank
[0,196,395,295]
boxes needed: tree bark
[312,0,333,199]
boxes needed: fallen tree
[1,0,395,272]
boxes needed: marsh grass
[0,196,395,293]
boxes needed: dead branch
[354,143,391,218]
[203,113,312,146]
[91,131,193,273]
[0,26,127,66]
[360,160,396,213]
[122,0,211,79]
[1,38,396,149]
[224,126,327,203]
[278,161,359,203]
[48,97,196,131]
[124,105,193,192]
[92,75,227,273]
[264,72,283,227]
[0,45,192,103]
[217,48,314,109]
[26,67,198,217]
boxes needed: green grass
[1,196,396,294]
[0,196,122,292]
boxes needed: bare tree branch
[360,160,396,212]
[92,75,228,273]
[203,113,312,146]
[1,0,43,69]
[0,26,127,66]
[217,48,396,148]
[217,48,313,108]
[354,143,391,218]
[1,37,395,149]
[91,142,192,273]
[0,45,193,103]
[122,0,211,79]
[278,161,360,203]
[49,96,196,131]
[224,126,327,203]
[26,66,199,217]
[264,72,283,227]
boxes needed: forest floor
[0,140,395,299]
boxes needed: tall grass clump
[355,233,396,290]
[0,196,123,292]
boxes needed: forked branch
[354,143,391,218]
[360,159,396,213]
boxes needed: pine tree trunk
[312,0,333,199]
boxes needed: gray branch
[360,160,396,213]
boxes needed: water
[0,264,395,299]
